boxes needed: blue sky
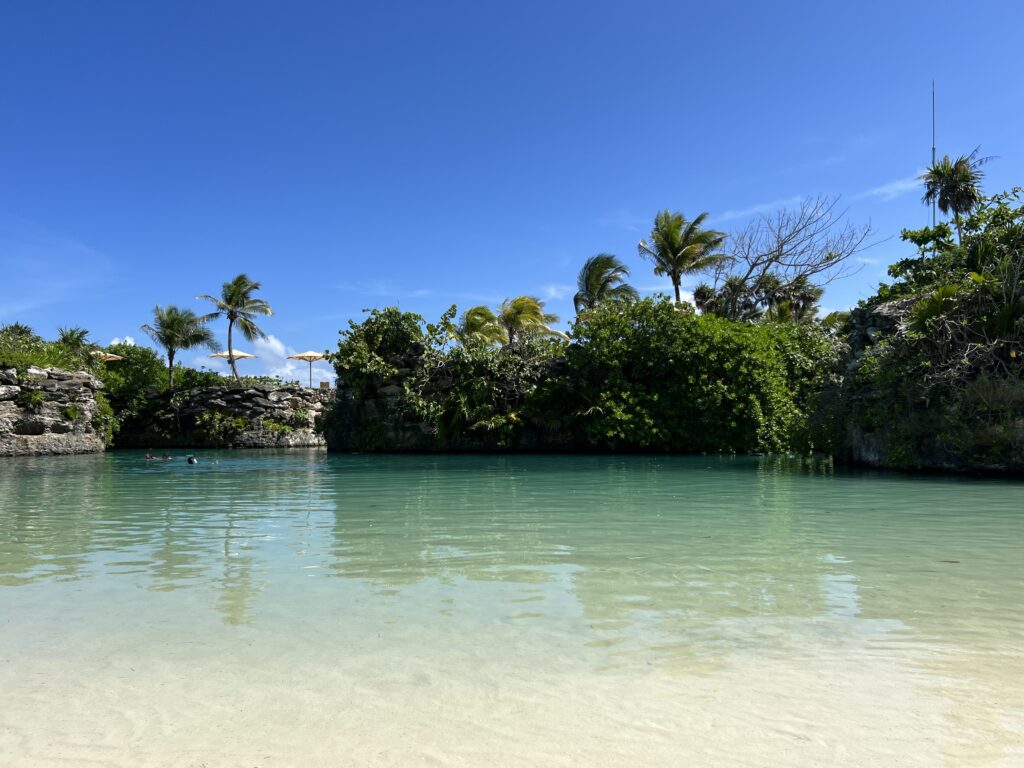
[2,1,1022,382]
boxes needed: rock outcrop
[114,384,331,449]
[0,367,107,456]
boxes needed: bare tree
[698,195,871,321]
[719,195,869,286]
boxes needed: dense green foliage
[324,298,838,453]
[97,343,168,415]
[0,323,101,373]
[557,300,837,452]
[835,188,1024,470]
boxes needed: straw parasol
[287,350,326,388]
[209,349,256,374]
[100,353,124,362]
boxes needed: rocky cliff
[114,384,331,449]
[0,367,108,456]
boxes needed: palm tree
[762,276,823,321]
[920,148,989,243]
[56,326,97,368]
[141,305,216,388]
[573,254,639,314]
[497,296,563,346]
[198,274,273,380]
[455,306,506,346]
[638,211,726,304]
[692,283,718,315]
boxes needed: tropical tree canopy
[140,305,216,389]
[920,147,990,242]
[455,305,506,346]
[573,254,638,313]
[638,211,726,303]
[496,296,563,346]
[198,273,273,380]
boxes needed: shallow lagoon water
[0,451,1021,766]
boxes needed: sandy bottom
[2,643,1022,768]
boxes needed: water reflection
[0,451,1021,664]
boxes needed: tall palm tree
[638,211,726,304]
[573,254,639,314]
[920,148,989,243]
[455,306,506,346]
[141,305,216,388]
[198,274,273,380]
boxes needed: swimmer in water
[187,455,198,465]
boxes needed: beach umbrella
[288,350,326,388]
[100,353,124,362]
[209,349,256,374]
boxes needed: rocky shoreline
[1,366,333,456]
[0,367,107,456]
[113,383,330,449]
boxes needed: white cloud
[540,283,575,301]
[109,335,135,346]
[856,257,880,265]
[714,196,803,223]
[253,334,335,386]
[856,174,921,202]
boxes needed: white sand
[2,643,1021,768]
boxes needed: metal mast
[931,80,937,228]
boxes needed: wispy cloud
[540,283,575,301]
[0,216,115,321]
[335,280,432,298]
[714,196,803,223]
[856,256,880,265]
[856,174,921,202]
[597,208,646,233]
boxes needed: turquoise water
[1,451,1022,766]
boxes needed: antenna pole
[931,80,937,228]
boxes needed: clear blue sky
[2,1,1022,381]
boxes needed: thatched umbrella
[287,351,326,388]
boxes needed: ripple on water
[0,451,1022,765]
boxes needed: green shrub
[195,410,248,446]
[61,404,84,423]
[16,389,46,412]
[560,298,825,453]
[92,393,118,446]
[261,417,294,434]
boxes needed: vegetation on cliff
[830,187,1024,470]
